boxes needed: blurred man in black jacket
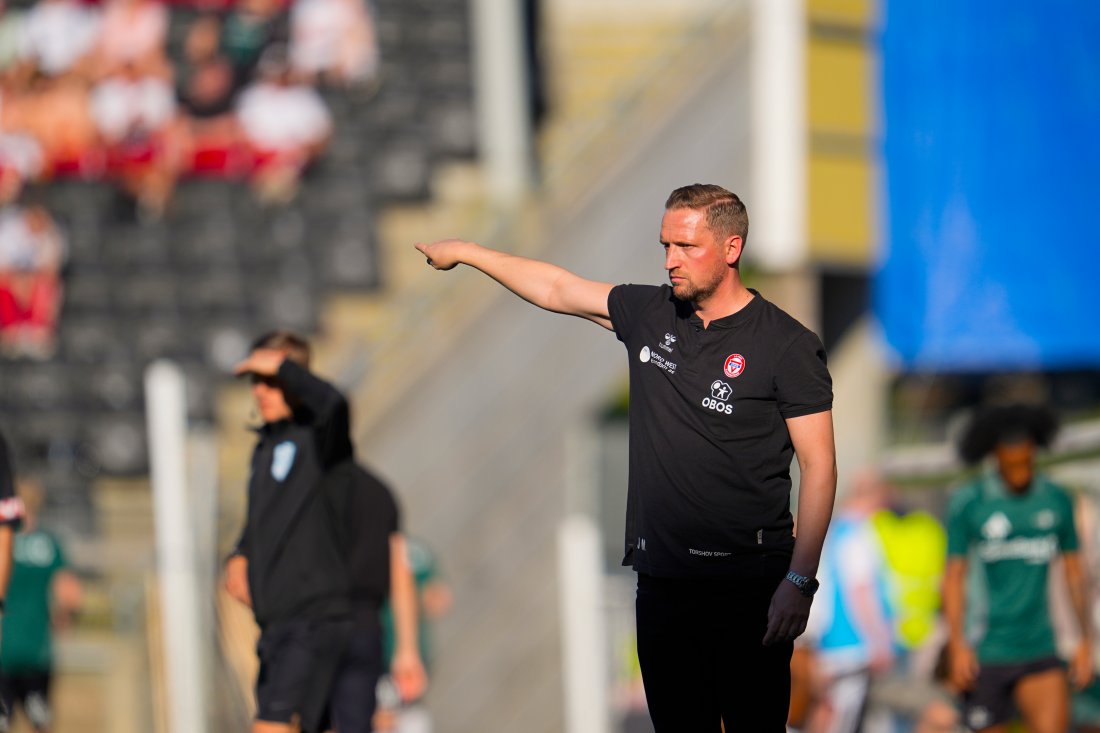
[227,331,355,733]
[225,332,424,733]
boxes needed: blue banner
[876,1,1100,370]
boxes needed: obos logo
[639,346,651,363]
[723,353,746,379]
[702,380,733,415]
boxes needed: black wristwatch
[784,570,819,598]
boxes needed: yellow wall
[808,0,873,26]
[805,0,876,266]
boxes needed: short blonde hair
[665,183,749,245]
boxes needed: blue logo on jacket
[271,441,298,482]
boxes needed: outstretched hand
[762,579,812,646]
[414,239,472,271]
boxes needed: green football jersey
[946,473,1077,664]
[1,529,66,673]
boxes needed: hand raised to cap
[234,349,286,378]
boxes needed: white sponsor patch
[701,380,733,414]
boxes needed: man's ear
[724,235,744,267]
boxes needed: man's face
[249,352,293,423]
[659,207,733,303]
[994,438,1036,492]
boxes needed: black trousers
[635,560,793,732]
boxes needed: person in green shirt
[944,404,1092,733]
[374,538,451,733]
[0,479,81,733]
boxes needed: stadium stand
[0,0,477,727]
[0,0,475,530]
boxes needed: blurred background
[0,0,1099,730]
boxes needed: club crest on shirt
[981,512,1011,540]
[271,440,298,482]
[0,496,24,522]
[723,353,746,378]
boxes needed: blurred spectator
[0,197,65,359]
[236,44,331,203]
[859,500,949,731]
[1065,492,1100,733]
[19,0,101,78]
[0,130,43,206]
[176,13,247,177]
[289,0,378,87]
[178,14,239,121]
[0,479,82,733]
[91,63,175,151]
[93,0,169,78]
[0,0,27,76]
[0,162,22,205]
[2,75,100,176]
[221,0,289,86]
[91,62,180,216]
[373,538,452,733]
[802,470,897,733]
[869,496,946,654]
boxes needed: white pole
[146,361,207,733]
[188,428,220,723]
[471,0,533,205]
[750,0,807,271]
[557,514,610,733]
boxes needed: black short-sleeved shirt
[608,285,832,578]
[329,463,401,625]
[0,431,24,530]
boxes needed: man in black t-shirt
[325,463,427,733]
[416,184,836,732]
